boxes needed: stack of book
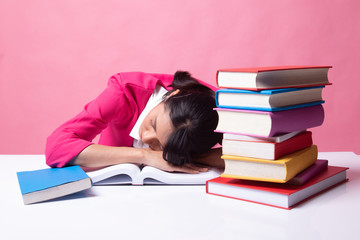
[206,66,349,209]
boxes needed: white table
[1,152,359,240]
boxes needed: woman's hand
[142,148,209,174]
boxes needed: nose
[141,128,155,143]
[141,130,160,150]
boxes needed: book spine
[215,70,221,88]
[215,90,220,107]
[274,131,313,159]
[269,105,324,137]
[287,159,328,185]
[284,145,318,181]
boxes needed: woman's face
[139,102,174,151]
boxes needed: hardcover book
[216,65,331,90]
[206,165,348,209]
[17,166,92,205]
[215,105,324,137]
[221,145,318,183]
[215,87,324,111]
[222,131,313,160]
[87,163,222,185]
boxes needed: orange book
[216,66,332,90]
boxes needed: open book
[87,163,222,185]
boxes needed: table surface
[1,152,359,240]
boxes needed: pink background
[0,0,359,154]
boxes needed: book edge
[22,177,92,205]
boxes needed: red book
[206,165,348,210]
[222,131,313,160]
[216,65,332,90]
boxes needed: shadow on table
[36,188,97,204]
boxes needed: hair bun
[170,71,198,89]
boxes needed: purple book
[287,159,329,185]
[215,104,325,137]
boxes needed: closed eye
[149,117,163,150]
[154,117,166,150]
[153,116,157,131]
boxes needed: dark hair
[162,71,222,166]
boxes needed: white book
[223,130,304,143]
[216,66,331,90]
[216,87,324,111]
[87,163,222,185]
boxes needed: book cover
[287,159,328,185]
[206,165,348,209]
[222,131,313,160]
[87,163,222,185]
[218,65,332,73]
[215,104,324,137]
[221,145,318,183]
[218,101,324,112]
[17,166,92,205]
[216,66,332,90]
[215,87,324,111]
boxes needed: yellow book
[221,145,318,183]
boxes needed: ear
[169,89,180,97]
[164,89,180,101]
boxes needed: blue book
[17,166,92,205]
[215,87,324,111]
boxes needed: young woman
[45,71,223,173]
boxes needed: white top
[129,84,168,149]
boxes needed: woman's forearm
[72,144,224,173]
[73,144,145,168]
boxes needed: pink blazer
[45,72,216,168]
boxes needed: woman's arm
[73,144,144,168]
[73,144,209,173]
[45,75,126,168]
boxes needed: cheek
[138,122,150,141]
[159,121,174,145]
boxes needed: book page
[87,163,141,185]
[139,166,222,185]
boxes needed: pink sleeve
[45,75,127,167]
